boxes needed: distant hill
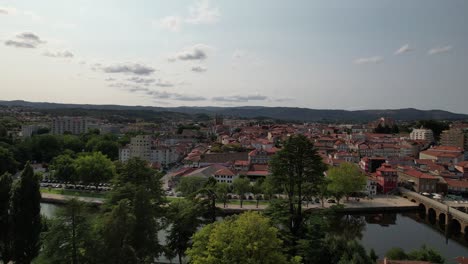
[1,100,467,123]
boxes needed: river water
[41,203,468,263]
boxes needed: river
[40,203,468,263]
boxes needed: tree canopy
[186,212,292,264]
[327,162,367,202]
[269,135,326,241]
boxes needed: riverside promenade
[219,195,417,213]
[41,193,417,213]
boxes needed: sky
[1,0,467,113]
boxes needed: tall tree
[100,199,138,264]
[327,162,367,202]
[0,173,12,263]
[0,146,18,175]
[251,179,264,208]
[166,199,204,264]
[269,135,326,241]
[176,176,208,197]
[106,158,165,262]
[232,177,250,208]
[10,162,42,263]
[215,182,230,208]
[195,177,218,223]
[37,199,94,264]
[50,154,78,183]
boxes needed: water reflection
[332,212,468,263]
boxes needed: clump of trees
[385,245,445,263]
[327,162,367,203]
[50,152,115,186]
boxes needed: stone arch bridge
[401,188,468,238]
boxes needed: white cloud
[185,0,220,25]
[394,44,412,55]
[354,56,383,65]
[191,65,207,72]
[170,44,212,61]
[4,32,45,48]
[158,16,183,32]
[212,94,268,102]
[101,63,156,75]
[428,45,452,55]
[43,50,74,58]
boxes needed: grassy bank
[40,188,107,199]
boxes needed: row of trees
[177,161,367,211]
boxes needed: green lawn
[40,188,107,199]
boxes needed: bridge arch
[427,208,437,225]
[410,199,417,203]
[439,213,446,230]
[451,219,462,236]
[418,203,426,218]
[464,226,468,241]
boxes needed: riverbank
[40,190,418,214]
[41,192,105,206]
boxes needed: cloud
[154,79,174,87]
[158,16,183,32]
[274,98,295,102]
[101,63,156,75]
[394,44,412,55]
[127,77,155,85]
[170,44,211,61]
[4,32,45,48]
[43,50,74,58]
[428,45,452,55]
[353,56,383,65]
[111,81,206,101]
[146,90,206,101]
[0,6,16,15]
[104,77,116,82]
[212,94,268,102]
[191,65,207,72]
[185,0,220,24]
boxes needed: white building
[364,179,377,197]
[410,128,434,142]
[51,117,97,135]
[119,135,180,166]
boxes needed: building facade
[410,128,434,142]
[51,117,96,135]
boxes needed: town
[2,1,468,263]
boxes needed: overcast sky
[1,0,467,113]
